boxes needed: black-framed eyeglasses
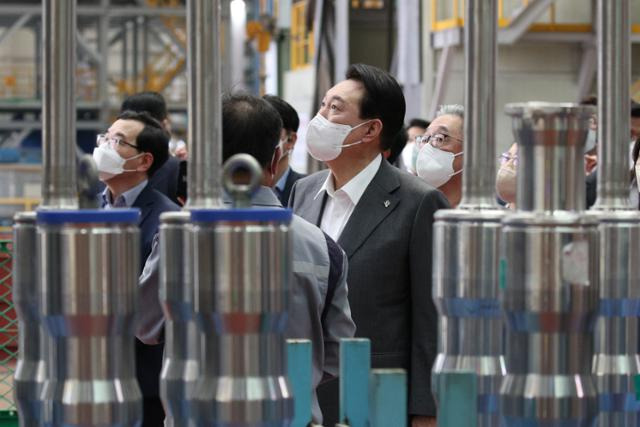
[415,133,462,149]
[96,133,140,151]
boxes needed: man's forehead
[325,79,364,104]
[109,119,143,138]
[428,114,462,133]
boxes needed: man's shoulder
[144,186,181,212]
[294,169,329,190]
[381,161,445,203]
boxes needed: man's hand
[412,415,437,427]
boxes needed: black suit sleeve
[408,189,450,416]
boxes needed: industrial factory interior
[1,0,640,426]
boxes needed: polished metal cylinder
[432,209,506,426]
[191,208,293,426]
[507,103,595,212]
[159,211,199,426]
[593,0,631,209]
[41,0,77,209]
[590,211,640,426]
[460,0,497,208]
[37,210,142,426]
[500,103,599,426]
[186,0,223,208]
[13,212,45,426]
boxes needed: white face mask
[92,144,144,181]
[415,143,463,188]
[496,165,517,204]
[305,114,371,162]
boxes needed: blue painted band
[598,392,640,412]
[477,394,499,413]
[37,208,139,225]
[439,298,502,318]
[599,299,640,317]
[190,208,292,223]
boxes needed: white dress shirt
[315,154,382,241]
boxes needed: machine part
[37,209,142,426]
[432,2,504,425]
[221,153,263,208]
[432,209,505,426]
[589,2,640,425]
[506,103,595,212]
[41,0,78,209]
[593,0,631,209]
[191,154,292,425]
[186,0,223,208]
[500,103,598,426]
[159,211,199,427]
[459,0,497,209]
[12,212,45,426]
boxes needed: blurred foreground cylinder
[191,208,293,426]
[432,210,505,426]
[37,209,142,426]
[13,212,45,426]
[500,103,599,426]
[159,211,199,426]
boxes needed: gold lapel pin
[384,200,391,208]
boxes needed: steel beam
[498,0,556,44]
[428,44,453,119]
[0,13,32,46]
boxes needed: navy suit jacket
[278,169,306,206]
[148,156,181,206]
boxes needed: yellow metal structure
[291,1,314,70]
[431,0,640,34]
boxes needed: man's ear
[138,152,154,173]
[362,119,383,143]
[286,132,298,150]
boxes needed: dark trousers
[318,377,340,426]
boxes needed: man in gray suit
[289,63,449,426]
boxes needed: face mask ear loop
[122,152,147,173]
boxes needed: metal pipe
[159,211,199,426]
[186,0,223,208]
[432,2,504,425]
[593,0,631,209]
[501,102,599,426]
[12,212,45,426]
[41,0,77,209]
[38,210,142,426]
[589,2,640,425]
[459,0,497,209]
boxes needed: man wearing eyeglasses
[94,110,180,426]
[414,105,465,208]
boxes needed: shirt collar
[314,154,382,205]
[275,167,291,192]
[102,179,148,208]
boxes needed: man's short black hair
[345,63,406,151]
[408,118,430,129]
[222,93,283,167]
[263,94,300,133]
[117,110,170,177]
[631,101,640,118]
[121,91,168,122]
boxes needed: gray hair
[436,104,464,120]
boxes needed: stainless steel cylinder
[593,0,631,209]
[13,212,45,426]
[589,211,640,426]
[500,103,599,426]
[459,0,497,209]
[41,0,77,209]
[191,208,293,426]
[432,209,506,426]
[37,210,142,426]
[159,211,199,426]
[186,0,223,208]
[507,103,594,212]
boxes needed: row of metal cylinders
[13,199,294,426]
[432,103,640,426]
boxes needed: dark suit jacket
[131,185,180,398]
[148,156,181,205]
[278,168,306,206]
[586,170,597,209]
[290,159,449,416]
